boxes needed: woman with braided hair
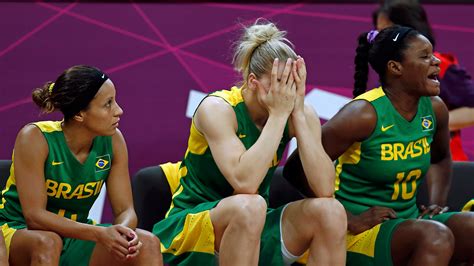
[286,25,474,265]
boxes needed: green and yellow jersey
[168,86,290,214]
[155,87,291,265]
[0,121,112,227]
[335,88,435,218]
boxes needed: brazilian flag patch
[95,154,111,172]
[421,115,434,131]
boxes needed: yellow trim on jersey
[165,183,185,219]
[210,86,244,107]
[295,224,381,263]
[160,210,215,256]
[1,223,17,257]
[32,121,62,133]
[186,121,208,156]
[164,164,188,219]
[346,224,381,257]
[161,162,182,194]
[335,142,361,191]
[462,199,473,212]
[354,87,385,102]
[0,159,15,209]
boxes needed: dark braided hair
[353,25,420,97]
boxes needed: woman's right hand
[96,225,136,260]
[348,206,397,235]
[259,58,296,118]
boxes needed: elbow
[24,211,44,230]
[231,176,259,194]
[314,191,335,198]
[232,185,258,195]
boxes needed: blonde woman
[153,20,346,266]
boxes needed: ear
[73,111,85,122]
[387,60,403,76]
[247,73,259,91]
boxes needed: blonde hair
[233,19,297,86]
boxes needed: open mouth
[428,73,438,81]
[427,72,440,85]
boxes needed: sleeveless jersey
[169,87,290,214]
[335,88,435,218]
[0,121,112,225]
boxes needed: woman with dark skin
[374,0,474,161]
[285,26,474,265]
[0,65,163,266]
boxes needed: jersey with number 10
[335,88,435,218]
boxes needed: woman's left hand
[292,56,307,116]
[418,204,449,219]
[124,231,143,259]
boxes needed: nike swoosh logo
[393,33,400,42]
[238,134,246,138]
[381,124,395,132]
[51,161,64,166]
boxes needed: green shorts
[1,220,108,266]
[154,201,287,265]
[346,212,456,266]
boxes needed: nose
[114,101,124,117]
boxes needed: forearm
[283,151,316,197]
[25,209,101,241]
[114,208,137,230]
[448,107,474,131]
[233,114,288,193]
[292,113,335,197]
[426,156,452,206]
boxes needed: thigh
[281,198,344,257]
[209,194,266,250]
[9,228,62,265]
[443,212,474,262]
[391,218,453,266]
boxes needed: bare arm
[286,100,397,233]
[291,105,335,197]
[107,129,137,229]
[287,57,335,197]
[15,125,102,241]
[195,97,289,194]
[426,97,452,207]
[284,100,376,196]
[195,58,296,194]
[448,107,474,131]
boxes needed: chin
[429,86,441,96]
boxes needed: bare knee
[136,229,161,251]
[31,231,63,263]
[229,194,267,233]
[304,198,347,237]
[416,221,455,254]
